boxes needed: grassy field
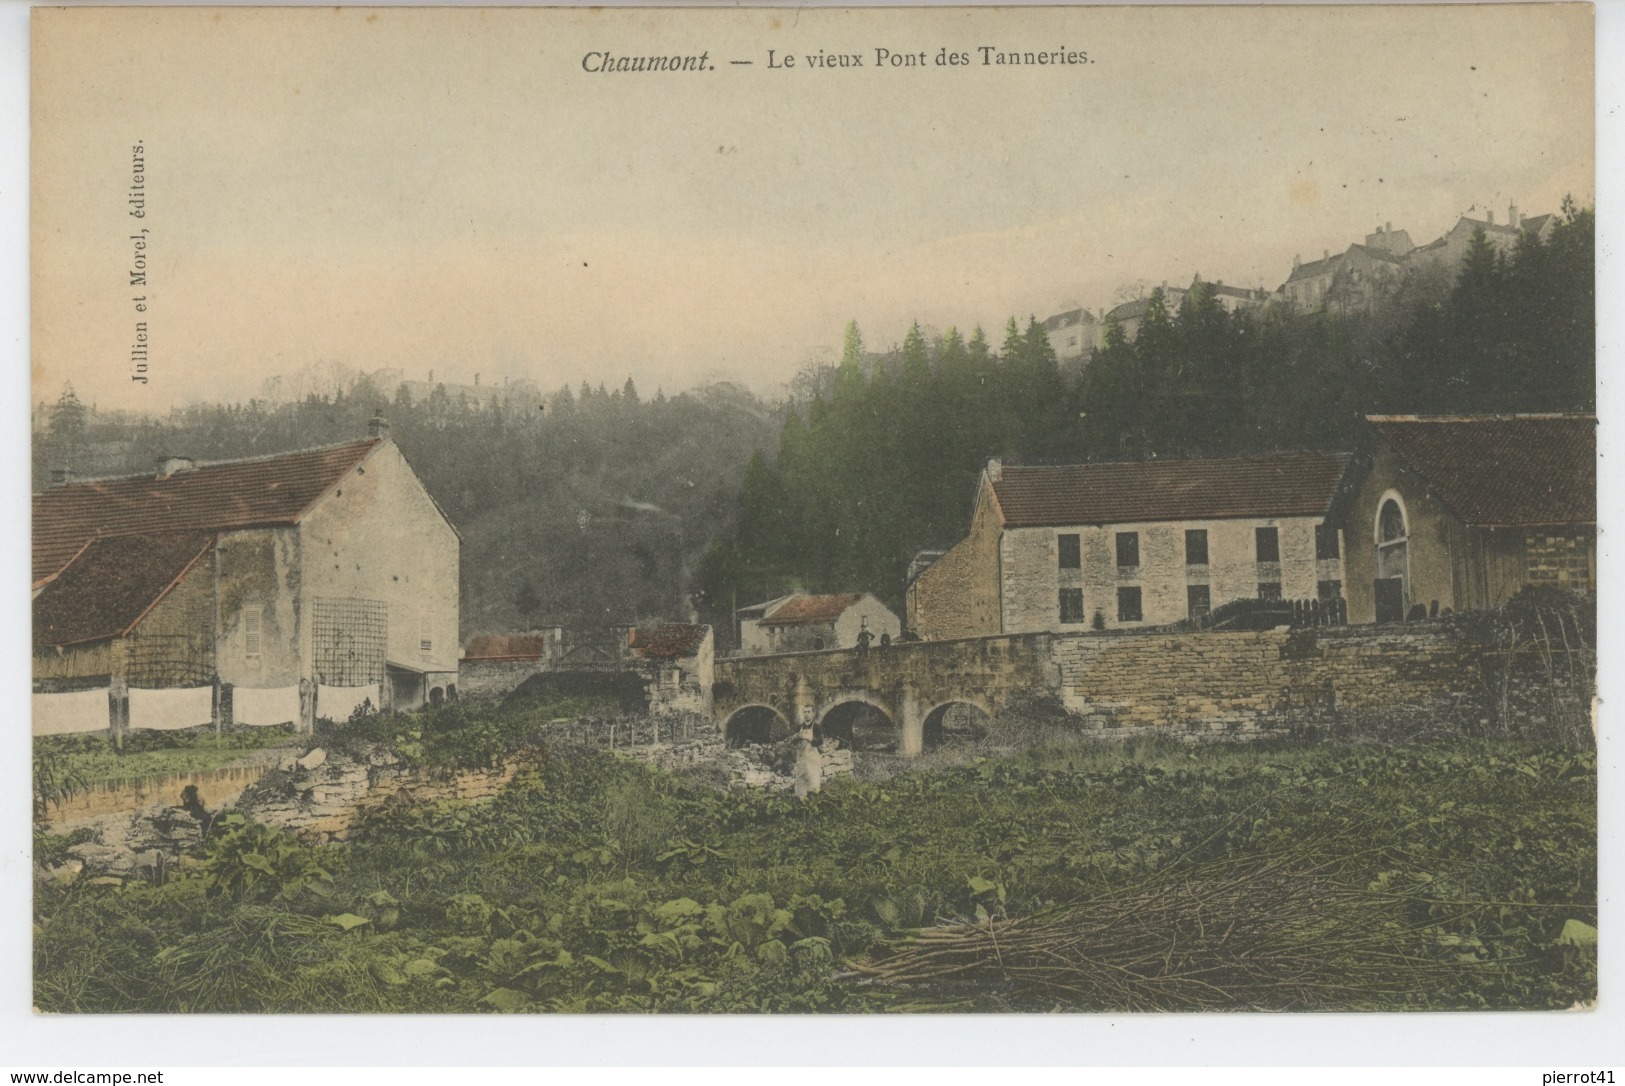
[32,708,1596,1014]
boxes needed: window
[1116,531,1140,568]
[1058,534,1081,569]
[1059,588,1085,624]
[1187,584,1211,619]
[1258,582,1283,601]
[243,606,262,658]
[1185,529,1209,566]
[1117,586,1143,622]
[1315,523,1340,560]
[1375,496,1409,623]
[1255,526,1280,564]
[1317,579,1343,601]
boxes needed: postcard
[28,4,1597,1020]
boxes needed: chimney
[368,414,391,440]
[1385,221,1392,233]
[985,458,1003,483]
[155,456,195,480]
[51,467,73,486]
[1323,249,1329,261]
[1509,202,1521,229]
[1486,209,1494,225]
[474,372,480,387]
[428,369,434,383]
[1293,254,1301,270]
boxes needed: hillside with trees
[35,377,783,638]
[703,205,1594,633]
[36,206,1592,648]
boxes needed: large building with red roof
[32,421,459,729]
[907,452,1352,639]
[1333,415,1595,623]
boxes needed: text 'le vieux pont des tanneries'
[581,45,1094,73]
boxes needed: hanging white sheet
[317,684,380,724]
[32,688,112,736]
[128,685,215,731]
[233,685,302,727]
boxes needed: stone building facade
[32,422,460,731]
[1333,415,1596,624]
[908,453,1351,639]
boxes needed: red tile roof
[758,593,865,627]
[991,453,1351,528]
[462,633,551,662]
[1367,415,1595,528]
[626,623,711,659]
[33,531,216,648]
[33,439,379,585]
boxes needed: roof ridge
[45,436,381,489]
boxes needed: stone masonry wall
[1053,623,1481,739]
[236,748,522,841]
[458,658,543,703]
[48,762,275,824]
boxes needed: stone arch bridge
[712,634,1059,755]
[712,623,1487,755]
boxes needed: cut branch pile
[848,855,1485,1012]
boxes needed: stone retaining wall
[48,762,276,824]
[1053,623,1504,740]
[236,748,523,841]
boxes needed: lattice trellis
[124,631,214,688]
[311,596,387,687]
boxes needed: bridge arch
[921,698,994,751]
[723,704,793,747]
[816,693,900,753]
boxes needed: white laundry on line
[32,688,112,736]
[128,685,215,731]
[317,684,380,723]
[233,685,302,727]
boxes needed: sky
[31,5,1594,414]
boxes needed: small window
[1187,584,1211,619]
[1255,526,1280,564]
[1317,579,1343,601]
[1258,582,1283,601]
[1185,529,1209,566]
[1058,534,1081,570]
[1315,524,1340,560]
[420,638,433,656]
[1116,532,1140,568]
[1059,588,1085,624]
[243,606,262,658]
[1117,586,1143,623]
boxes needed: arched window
[1374,495,1409,622]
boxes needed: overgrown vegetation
[33,727,296,798]
[35,729,1596,1013]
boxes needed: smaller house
[1333,415,1595,623]
[625,623,714,716]
[736,593,901,655]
